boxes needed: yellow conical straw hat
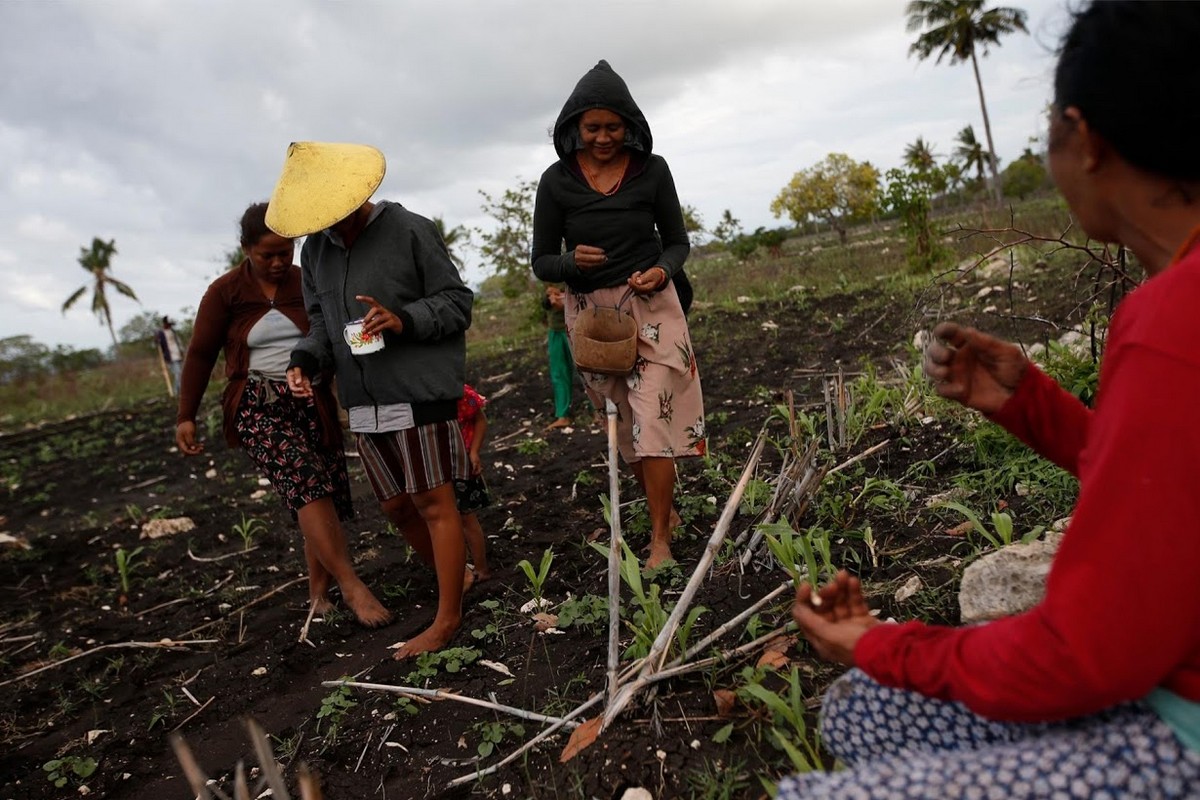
[265,142,386,237]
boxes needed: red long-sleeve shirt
[856,245,1200,722]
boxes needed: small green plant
[515,436,549,456]
[556,594,609,633]
[43,755,98,788]
[572,469,598,487]
[148,689,180,730]
[114,545,145,596]
[316,679,359,744]
[48,641,73,660]
[231,513,266,550]
[472,719,526,757]
[516,547,554,606]
[937,500,1044,550]
[403,646,483,685]
[686,757,750,800]
[124,503,145,523]
[737,667,823,773]
[738,478,772,516]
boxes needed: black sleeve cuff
[395,309,418,342]
[288,350,320,377]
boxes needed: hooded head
[552,60,652,160]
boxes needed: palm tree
[62,237,139,349]
[432,216,469,269]
[953,124,988,186]
[906,0,1028,204]
[904,136,939,173]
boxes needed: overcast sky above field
[2,0,1068,351]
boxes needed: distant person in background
[531,59,705,569]
[542,283,575,429]
[156,316,185,396]
[779,3,1200,797]
[456,383,492,582]
[175,202,390,628]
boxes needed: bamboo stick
[604,398,622,707]
[602,429,767,727]
[324,681,581,729]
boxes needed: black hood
[552,60,652,159]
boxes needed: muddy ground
[0,254,1091,800]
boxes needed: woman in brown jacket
[175,202,390,627]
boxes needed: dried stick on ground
[178,576,306,637]
[604,398,623,706]
[323,680,581,729]
[602,429,767,728]
[738,440,822,569]
[448,621,797,790]
[0,639,218,688]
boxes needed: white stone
[958,533,1064,623]
[894,575,923,603]
[620,790,653,800]
[140,517,196,540]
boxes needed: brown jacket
[176,260,340,449]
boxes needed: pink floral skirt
[565,280,705,463]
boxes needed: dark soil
[0,259,1089,800]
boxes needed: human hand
[175,421,204,456]
[923,322,1029,415]
[469,450,483,476]
[546,286,565,310]
[286,366,314,399]
[628,266,668,295]
[355,294,404,337]
[791,570,879,667]
[573,244,607,272]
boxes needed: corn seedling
[737,667,823,773]
[937,500,1045,550]
[231,513,266,551]
[114,546,145,598]
[516,547,554,606]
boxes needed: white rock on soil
[958,533,1064,623]
[894,575,923,603]
[140,517,196,540]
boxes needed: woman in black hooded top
[532,60,705,569]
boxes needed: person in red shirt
[456,384,492,583]
[780,3,1200,797]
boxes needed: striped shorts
[355,420,471,501]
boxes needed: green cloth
[1146,688,1200,751]
[547,328,574,418]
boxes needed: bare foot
[462,566,477,595]
[392,620,459,660]
[341,580,392,628]
[309,595,334,615]
[669,509,682,530]
[646,540,675,570]
[473,568,492,584]
[546,417,573,430]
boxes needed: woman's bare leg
[296,497,392,626]
[631,456,678,568]
[392,483,465,659]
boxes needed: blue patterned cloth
[776,669,1200,799]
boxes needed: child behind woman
[456,383,492,582]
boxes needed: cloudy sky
[1,0,1068,351]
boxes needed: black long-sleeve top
[531,152,690,293]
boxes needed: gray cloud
[1,0,1065,349]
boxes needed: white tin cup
[343,318,385,355]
